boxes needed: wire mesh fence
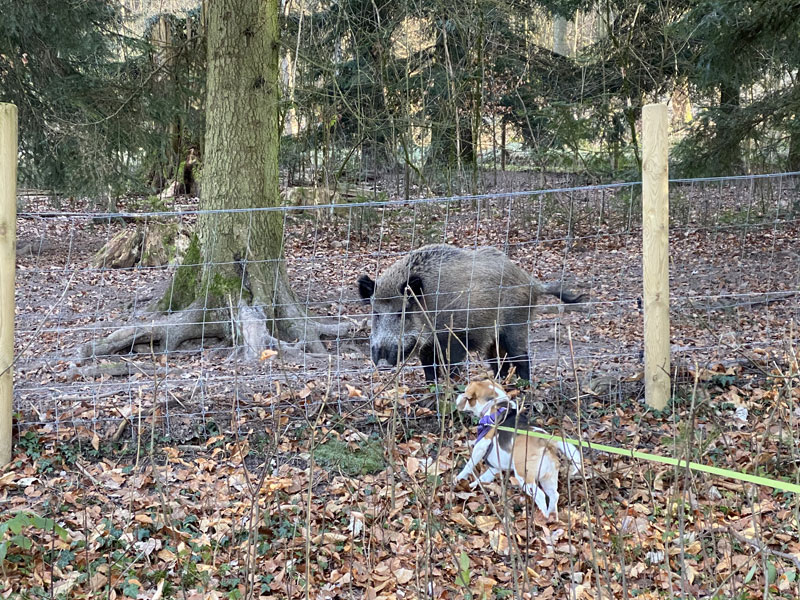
[8,171,800,598]
[13,172,800,432]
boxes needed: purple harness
[476,406,508,443]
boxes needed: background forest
[2,0,800,200]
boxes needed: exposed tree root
[82,302,227,358]
[66,360,182,382]
[83,295,355,362]
[259,278,355,355]
[233,301,354,360]
[233,302,315,362]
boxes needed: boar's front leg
[419,343,438,382]
[487,330,531,381]
[419,334,467,383]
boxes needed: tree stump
[93,222,190,269]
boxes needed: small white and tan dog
[454,380,582,519]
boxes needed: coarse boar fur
[357,244,585,382]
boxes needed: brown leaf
[91,433,100,452]
[406,456,420,477]
[474,575,497,598]
[488,530,509,555]
[393,567,414,584]
[89,571,108,592]
[449,510,474,529]
[475,515,500,533]
[53,572,81,597]
[322,532,349,544]
[157,548,177,562]
[686,563,699,585]
[260,349,278,361]
[151,579,166,600]
[346,384,363,398]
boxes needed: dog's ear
[357,274,375,302]
[403,274,424,298]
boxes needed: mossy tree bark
[86,0,342,359]
[191,0,311,345]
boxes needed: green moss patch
[313,436,385,477]
[160,233,202,312]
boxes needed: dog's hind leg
[536,454,561,520]
[539,477,560,521]
[516,476,550,517]
[530,484,551,517]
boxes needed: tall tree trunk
[196,0,322,347]
[86,0,339,360]
[471,5,484,194]
[500,119,507,171]
[625,102,641,170]
[788,120,800,172]
[717,83,741,174]
[552,16,568,56]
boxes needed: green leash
[499,426,800,495]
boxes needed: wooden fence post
[642,103,670,411]
[0,103,17,466]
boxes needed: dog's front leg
[469,466,500,489]
[455,438,492,483]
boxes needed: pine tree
[0,0,128,192]
[675,0,800,175]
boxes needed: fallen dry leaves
[2,356,800,599]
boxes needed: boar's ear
[403,274,424,299]
[357,274,375,302]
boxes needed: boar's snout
[371,344,398,368]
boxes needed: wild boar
[357,244,585,382]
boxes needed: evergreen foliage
[2,0,799,193]
[0,0,128,192]
[0,0,204,196]
[674,0,800,175]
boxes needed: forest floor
[3,175,800,599]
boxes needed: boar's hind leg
[441,332,467,376]
[503,327,531,381]
[486,341,502,378]
[418,344,439,382]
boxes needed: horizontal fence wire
[12,172,800,436]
